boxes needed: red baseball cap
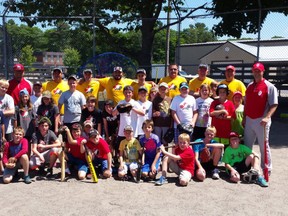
[252,62,265,71]
[226,65,235,71]
[229,131,240,138]
[13,63,24,71]
[233,91,243,98]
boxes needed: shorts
[118,162,138,175]
[67,153,88,173]
[228,159,251,175]
[30,147,60,169]
[93,157,112,173]
[3,161,21,176]
[169,160,192,182]
[200,159,215,172]
[141,159,161,173]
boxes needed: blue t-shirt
[139,133,161,164]
[193,138,217,162]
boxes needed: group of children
[0,77,268,187]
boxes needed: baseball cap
[52,68,63,73]
[217,83,228,90]
[68,75,77,81]
[179,82,189,89]
[252,62,265,71]
[136,69,146,75]
[83,69,93,74]
[159,82,168,89]
[42,90,52,99]
[13,63,24,71]
[38,116,52,126]
[150,86,158,92]
[198,64,208,69]
[89,129,99,138]
[229,131,240,138]
[84,120,93,127]
[233,91,243,98]
[226,65,235,71]
[113,66,123,72]
[123,85,134,92]
[33,81,42,86]
[138,86,148,92]
[19,88,29,96]
[124,125,133,132]
[104,99,114,106]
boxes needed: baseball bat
[60,143,65,182]
[263,126,269,182]
[163,141,204,149]
[84,144,98,183]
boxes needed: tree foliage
[20,45,36,71]
[63,48,81,75]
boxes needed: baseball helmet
[13,63,25,71]
[216,84,229,96]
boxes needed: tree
[8,0,206,79]
[63,48,81,75]
[211,0,288,38]
[20,45,36,71]
[181,23,217,43]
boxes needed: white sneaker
[212,168,220,180]
[65,168,71,175]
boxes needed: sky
[1,1,288,40]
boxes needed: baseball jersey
[42,80,69,115]
[245,79,278,119]
[7,78,33,105]
[159,76,187,98]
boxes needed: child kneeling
[156,133,195,186]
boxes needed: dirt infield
[1,119,287,216]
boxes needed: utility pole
[256,0,262,62]
[92,0,96,77]
[164,0,171,76]
[2,4,10,79]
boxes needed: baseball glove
[163,128,174,143]
[177,123,194,135]
[199,147,210,163]
[117,103,133,113]
[215,104,225,110]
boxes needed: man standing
[76,69,100,99]
[220,65,246,101]
[244,62,278,175]
[42,68,69,116]
[97,66,134,105]
[131,69,152,100]
[189,64,214,98]
[7,63,33,105]
[159,64,187,99]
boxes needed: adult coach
[97,66,134,105]
[76,69,100,99]
[42,68,69,115]
[7,63,33,105]
[220,65,246,101]
[244,62,278,175]
[189,64,214,98]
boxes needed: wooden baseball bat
[84,144,98,183]
[164,141,204,149]
[60,143,65,182]
[263,126,269,182]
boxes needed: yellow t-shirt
[119,138,141,162]
[159,76,187,98]
[220,79,246,101]
[42,80,69,115]
[131,82,152,100]
[189,77,215,93]
[76,80,100,99]
[98,77,134,105]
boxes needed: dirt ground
[0,118,288,216]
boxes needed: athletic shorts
[141,159,161,173]
[169,160,192,182]
[67,153,88,173]
[228,159,251,175]
[93,157,112,173]
[118,162,138,175]
[3,161,21,176]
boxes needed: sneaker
[212,168,220,180]
[242,168,259,183]
[46,168,53,177]
[256,176,268,187]
[65,168,71,175]
[155,176,168,186]
[23,175,32,184]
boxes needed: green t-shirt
[222,144,252,167]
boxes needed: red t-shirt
[175,146,195,176]
[210,99,235,138]
[2,138,28,165]
[7,78,33,105]
[66,137,86,161]
[86,138,110,160]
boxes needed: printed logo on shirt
[169,84,177,90]
[42,110,49,116]
[258,90,262,96]
[113,85,122,90]
[53,88,62,95]
[20,110,29,117]
[85,86,93,93]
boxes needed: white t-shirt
[0,94,15,134]
[31,95,42,116]
[170,94,197,128]
[134,100,152,137]
[116,99,142,137]
[195,97,213,127]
